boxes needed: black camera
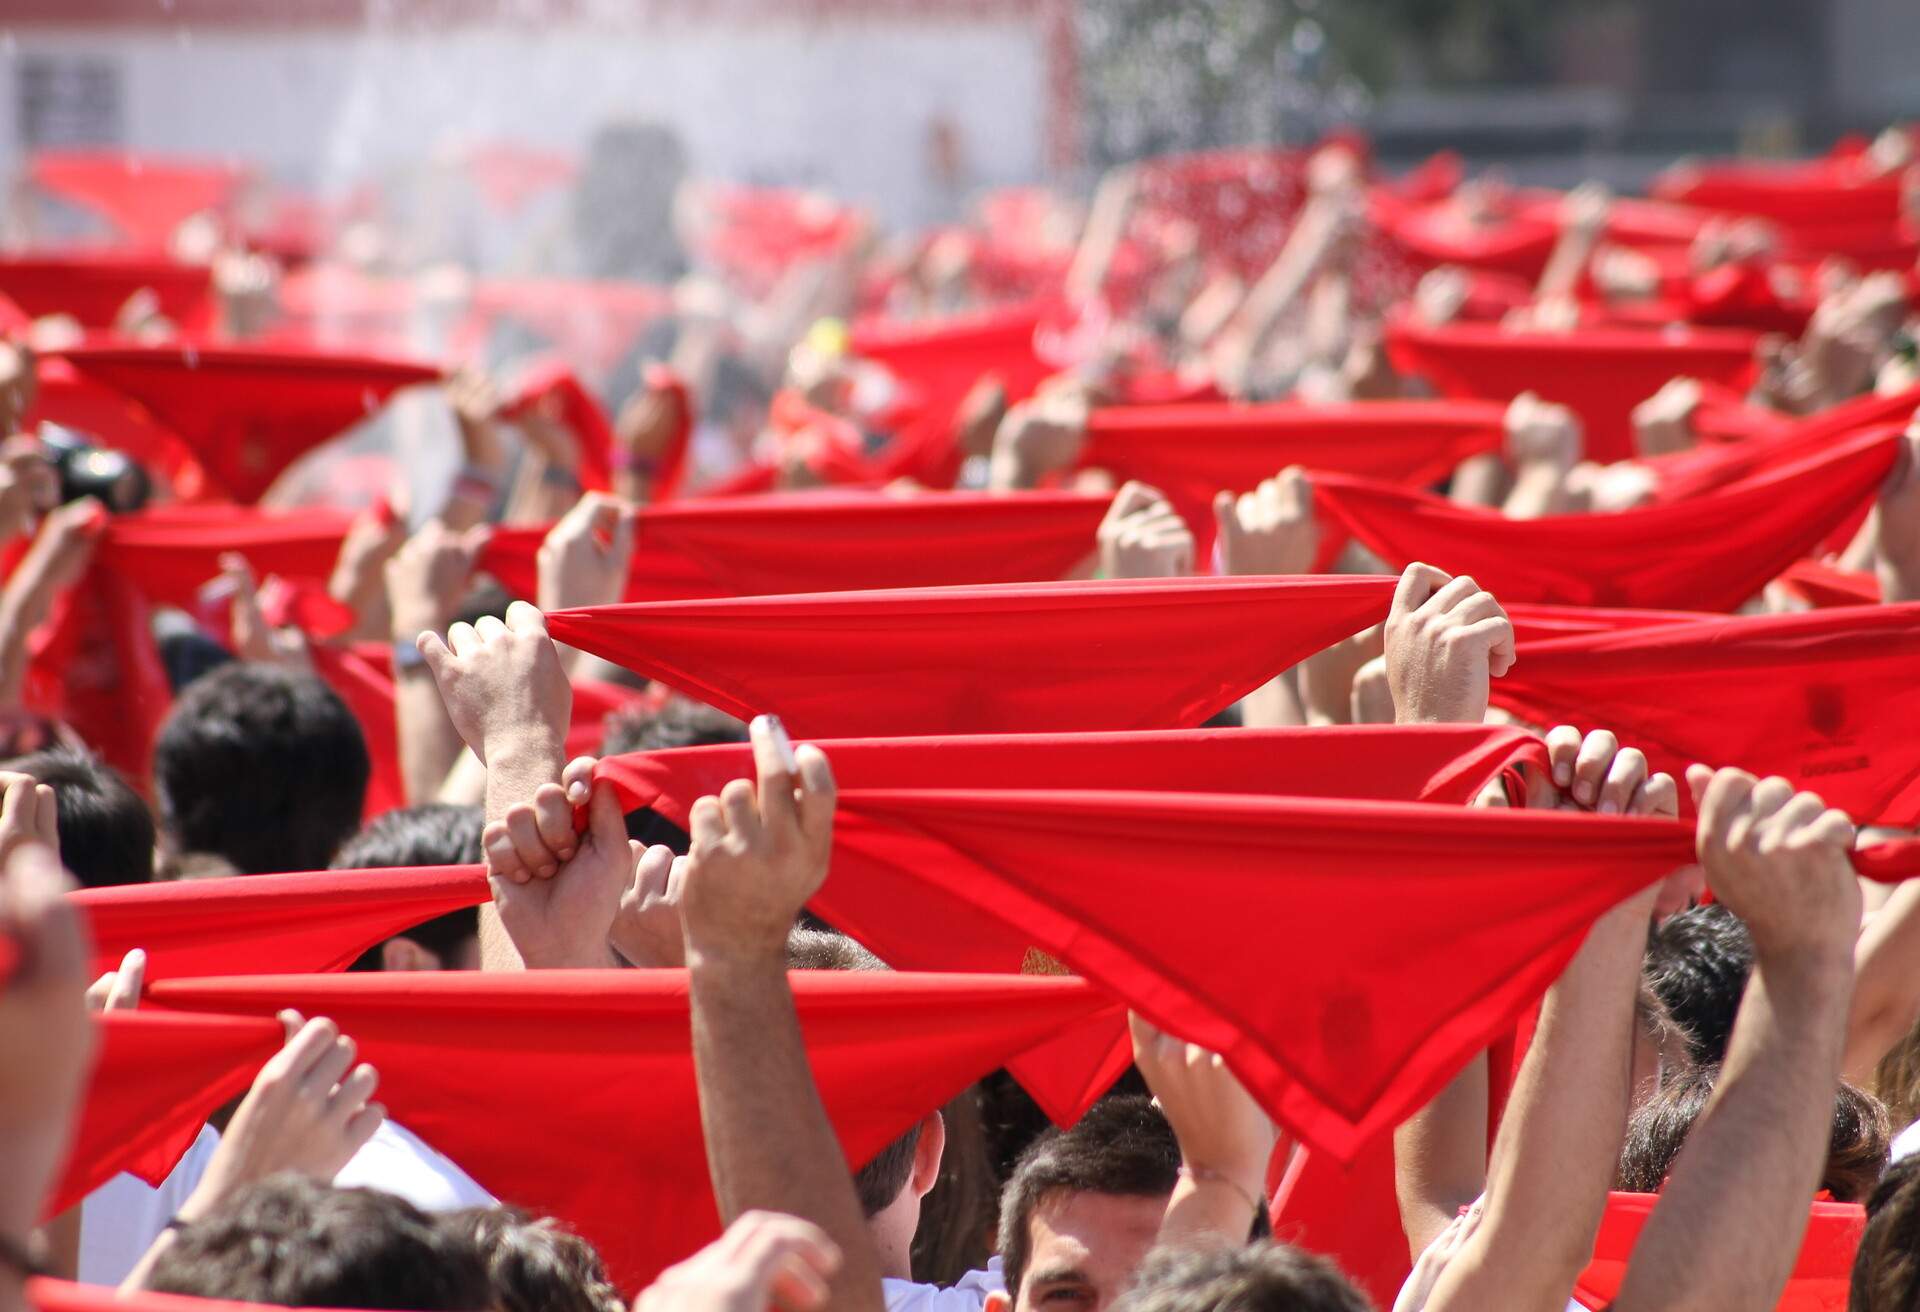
[39,426,152,514]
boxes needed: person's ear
[912,1110,946,1198]
[380,936,444,972]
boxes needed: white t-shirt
[77,1120,495,1286]
[883,1258,1005,1312]
[1893,1118,1920,1162]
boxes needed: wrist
[684,934,789,977]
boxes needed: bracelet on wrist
[1179,1165,1264,1222]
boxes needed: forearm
[1844,880,1920,1082]
[1228,209,1337,354]
[1502,462,1577,520]
[1612,948,1854,1312]
[394,668,467,806]
[1239,671,1307,728]
[0,574,61,707]
[1156,1173,1262,1251]
[1394,1052,1489,1260]
[687,951,885,1312]
[476,734,570,973]
[1428,886,1654,1312]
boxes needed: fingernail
[766,714,786,734]
[567,783,589,803]
[538,864,556,878]
[1574,781,1594,803]
[556,847,575,861]
[1553,764,1570,786]
[1598,800,1619,814]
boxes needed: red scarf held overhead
[49,1011,283,1216]
[0,254,215,332]
[545,576,1395,738]
[30,1281,361,1312]
[1311,425,1899,611]
[88,505,355,609]
[72,864,489,984]
[1505,603,1707,645]
[499,359,614,494]
[50,344,442,503]
[481,491,1110,604]
[1495,603,1920,825]
[26,357,210,503]
[1382,319,1760,463]
[1647,385,1920,505]
[1080,399,1509,536]
[144,971,1121,1293]
[1571,1192,1864,1312]
[1773,560,1880,609]
[29,151,248,250]
[825,788,1920,1167]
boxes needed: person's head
[1642,903,1754,1067]
[1619,1067,1888,1202]
[599,699,747,758]
[783,926,947,1278]
[141,1175,493,1310]
[333,804,485,971]
[988,1096,1182,1312]
[153,663,371,875]
[1110,1242,1371,1312]
[1851,1152,1920,1311]
[1,745,153,887]
[443,1205,623,1312]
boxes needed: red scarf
[482,491,1109,603]
[29,152,246,250]
[1081,400,1507,541]
[0,254,214,332]
[31,1278,343,1312]
[72,864,488,984]
[1383,319,1760,463]
[1313,426,1898,610]
[50,345,441,503]
[1495,603,1920,824]
[1572,1192,1864,1312]
[143,971,1120,1292]
[544,576,1395,737]
[499,360,614,493]
[50,1011,282,1215]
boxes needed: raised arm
[1610,769,1861,1312]
[679,716,885,1312]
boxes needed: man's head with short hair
[1643,903,1754,1067]
[333,804,485,971]
[1851,1152,1920,1311]
[2,745,153,887]
[444,1205,623,1312]
[141,1175,493,1310]
[990,1096,1183,1312]
[1110,1241,1371,1312]
[1619,1067,1889,1202]
[153,663,371,875]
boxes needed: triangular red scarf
[90,506,352,609]
[73,864,488,984]
[545,576,1395,737]
[49,1011,283,1216]
[1383,319,1760,463]
[499,360,614,493]
[1495,603,1920,824]
[26,357,206,502]
[1081,399,1508,536]
[1506,603,1707,645]
[51,345,441,502]
[1312,426,1898,610]
[145,971,1120,1292]
[1650,387,1920,504]
[1572,1192,1864,1312]
[31,1278,355,1312]
[482,491,1109,604]
[1773,560,1880,609]
[30,152,247,249]
[1269,1141,1410,1311]
[0,254,214,332]
[826,788,1920,1166]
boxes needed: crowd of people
[2,115,1920,1312]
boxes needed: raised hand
[418,600,571,767]
[1631,378,1702,459]
[681,716,836,964]
[1532,727,1697,917]
[1098,481,1194,579]
[633,1211,841,1312]
[386,518,488,648]
[538,492,637,614]
[1383,564,1515,725]
[486,759,638,971]
[1213,467,1319,576]
[988,392,1089,490]
[84,948,146,1013]
[612,843,689,969]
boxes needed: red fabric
[92,506,353,610]
[1082,399,1508,535]
[73,864,487,984]
[0,254,214,332]
[1383,319,1759,463]
[49,1011,282,1216]
[463,143,578,213]
[1376,198,1558,280]
[50,345,441,503]
[26,357,205,502]
[640,362,694,502]
[544,576,1395,738]
[146,970,1121,1292]
[1572,1192,1863,1312]
[1269,1141,1409,1311]
[1507,603,1707,645]
[1648,388,1920,505]
[500,359,614,493]
[30,152,247,249]
[1654,159,1905,231]
[482,491,1109,604]
[1774,560,1880,609]
[456,279,671,381]
[31,1280,361,1312]
[1312,426,1899,610]
[1495,603,1920,825]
